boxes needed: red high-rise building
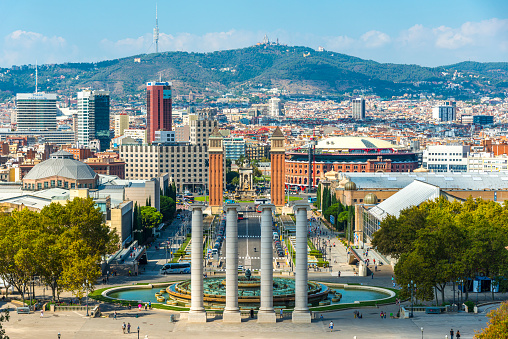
[146,81,172,143]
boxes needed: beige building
[119,120,217,193]
[114,114,130,137]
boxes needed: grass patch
[194,196,208,202]
[286,196,303,202]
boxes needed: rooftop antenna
[153,3,159,53]
[35,60,38,93]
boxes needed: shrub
[464,300,475,312]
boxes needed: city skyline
[0,0,506,68]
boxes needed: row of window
[24,181,94,190]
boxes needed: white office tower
[433,102,456,122]
[77,90,110,151]
[352,97,366,120]
[268,97,282,117]
[16,93,57,130]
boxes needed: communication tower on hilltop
[153,4,159,53]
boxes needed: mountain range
[1,44,507,100]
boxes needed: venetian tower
[208,128,224,213]
[270,127,286,210]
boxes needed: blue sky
[0,0,507,67]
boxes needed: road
[221,209,275,271]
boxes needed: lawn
[286,196,303,202]
[194,196,208,202]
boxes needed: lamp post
[408,280,416,318]
[421,327,424,339]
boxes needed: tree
[0,310,9,339]
[226,171,239,185]
[231,176,239,187]
[475,301,508,338]
[160,196,176,222]
[140,206,163,229]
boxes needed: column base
[292,310,311,324]
[187,310,207,323]
[223,310,241,323]
[257,310,276,323]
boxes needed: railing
[54,305,89,312]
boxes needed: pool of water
[107,283,390,305]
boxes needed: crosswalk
[237,235,260,238]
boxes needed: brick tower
[270,127,285,210]
[208,128,224,213]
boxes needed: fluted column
[223,203,241,323]
[258,204,276,323]
[292,203,311,323]
[188,203,206,323]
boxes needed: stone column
[292,203,311,323]
[258,204,276,323]
[223,203,241,323]
[188,203,206,323]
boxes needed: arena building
[22,150,99,191]
[285,136,418,190]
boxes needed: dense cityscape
[0,1,507,339]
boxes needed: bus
[308,197,317,203]
[238,212,244,220]
[184,195,194,203]
[160,263,191,274]
[254,198,270,205]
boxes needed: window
[57,180,62,187]
[51,180,55,188]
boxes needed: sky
[0,0,507,68]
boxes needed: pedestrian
[380,311,384,319]
[127,322,131,334]
[450,329,454,339]
[148,301,151,309]
[456,330,460,339]
[280,309,283,319]
[250,308,254,318]
[40,310,44,318]
[144,303,147,311]
[114,311,117,320]
[329,321,334,332]
[122,322,126,334]
[338,271,341,277]
[372,273,374,279]
[320,314,323,321]
[375,265,377,272]
[373,259,375,265]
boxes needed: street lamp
[408,280,416,318]
[421,327,424,339]
[137,326,140,339]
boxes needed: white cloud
[100,29,261,57]
[1,30,77,67]
[360,30,391,48]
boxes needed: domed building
[22,150,99,191]
[285,136,418,190]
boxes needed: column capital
[292,202,309,213]
[190,203,206,211]
[258,203,275,212]
[223,203,241,212]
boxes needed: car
[176,214,181,219]
[238,265,244,272]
